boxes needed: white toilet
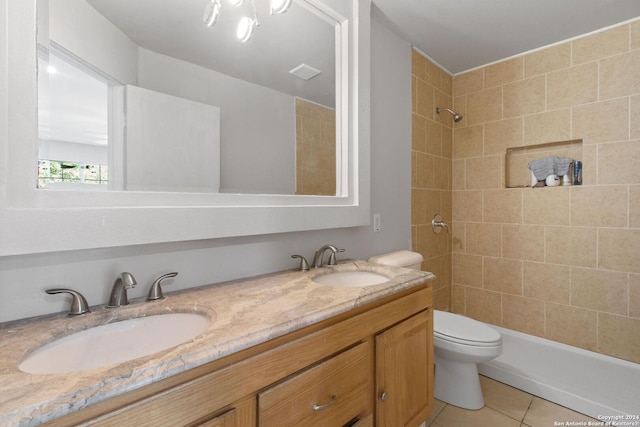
[368,250,503,410]
[432,310,502,409]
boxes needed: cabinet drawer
[195,408,235,427]
[350,414,373,427]
[258,342,370,427]
[185,395,255,427]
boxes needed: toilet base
[434,356,484,410]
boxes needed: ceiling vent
[289,63,321,80]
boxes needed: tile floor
[426,375,599,427]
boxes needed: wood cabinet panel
[354,414,373,427]
[345,413,373,427]
[259,342,370,427]
[196,409,236,427]
[190,396,256,427]
[375,310,433,427]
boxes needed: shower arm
[436,106,463,122]
[436,107,455,115]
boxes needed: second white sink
[313,271,390,287]
[19,312,211,374]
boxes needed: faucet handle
[147,272,178,301]
[291,255,310,271]
[328,248,345,266]
[46,288,91,316]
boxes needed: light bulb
[203,0,221,27]
[236,16,257,42]
[270,0,293,14]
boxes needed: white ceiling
[372,0,640,75]
[85,0,336,107]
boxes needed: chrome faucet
[106,272,137,308]
[312,244,344,268]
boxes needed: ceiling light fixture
[205,0,287,42]
[270,0,293,14]
[237,16,258,42]
[203,0,222,27]
[236,0,259,42]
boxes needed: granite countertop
[0,260,434,426]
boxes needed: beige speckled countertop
[0,260,434,426]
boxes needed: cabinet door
[375,310,433,427]
[258,342,371,427]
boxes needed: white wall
[363,18,413,252]
[137,49,296,195]
[48,0,138,85]
[119,85,221,193]
[0,17,411,323]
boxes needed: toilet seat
[434,310,502,347]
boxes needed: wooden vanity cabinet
[375,310,433,427]
[42,286,432,427]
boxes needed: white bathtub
[477,325,640,419]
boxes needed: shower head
[436,107,463,123]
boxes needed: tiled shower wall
[411,50,453,311]
[450,20,640,364]
[295,98,336,196]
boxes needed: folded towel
[528,156,573,181]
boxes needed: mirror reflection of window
[37,48,110,189]
[38,160,108,188]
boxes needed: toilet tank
[367,250,424,270]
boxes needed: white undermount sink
[19,312,211,374]
[313,271,390,287]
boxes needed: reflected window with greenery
[38,160,108,187]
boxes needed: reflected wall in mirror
[295,98,336,195]
[37,0,338,195]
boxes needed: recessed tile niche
[505,139,583,188]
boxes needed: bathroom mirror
[0,0,371,256]
[37,0,338,195]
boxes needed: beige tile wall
[449,20,640,363]
[295,98,336,196]
[411,50,453,311]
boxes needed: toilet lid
[434,310,502,345]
